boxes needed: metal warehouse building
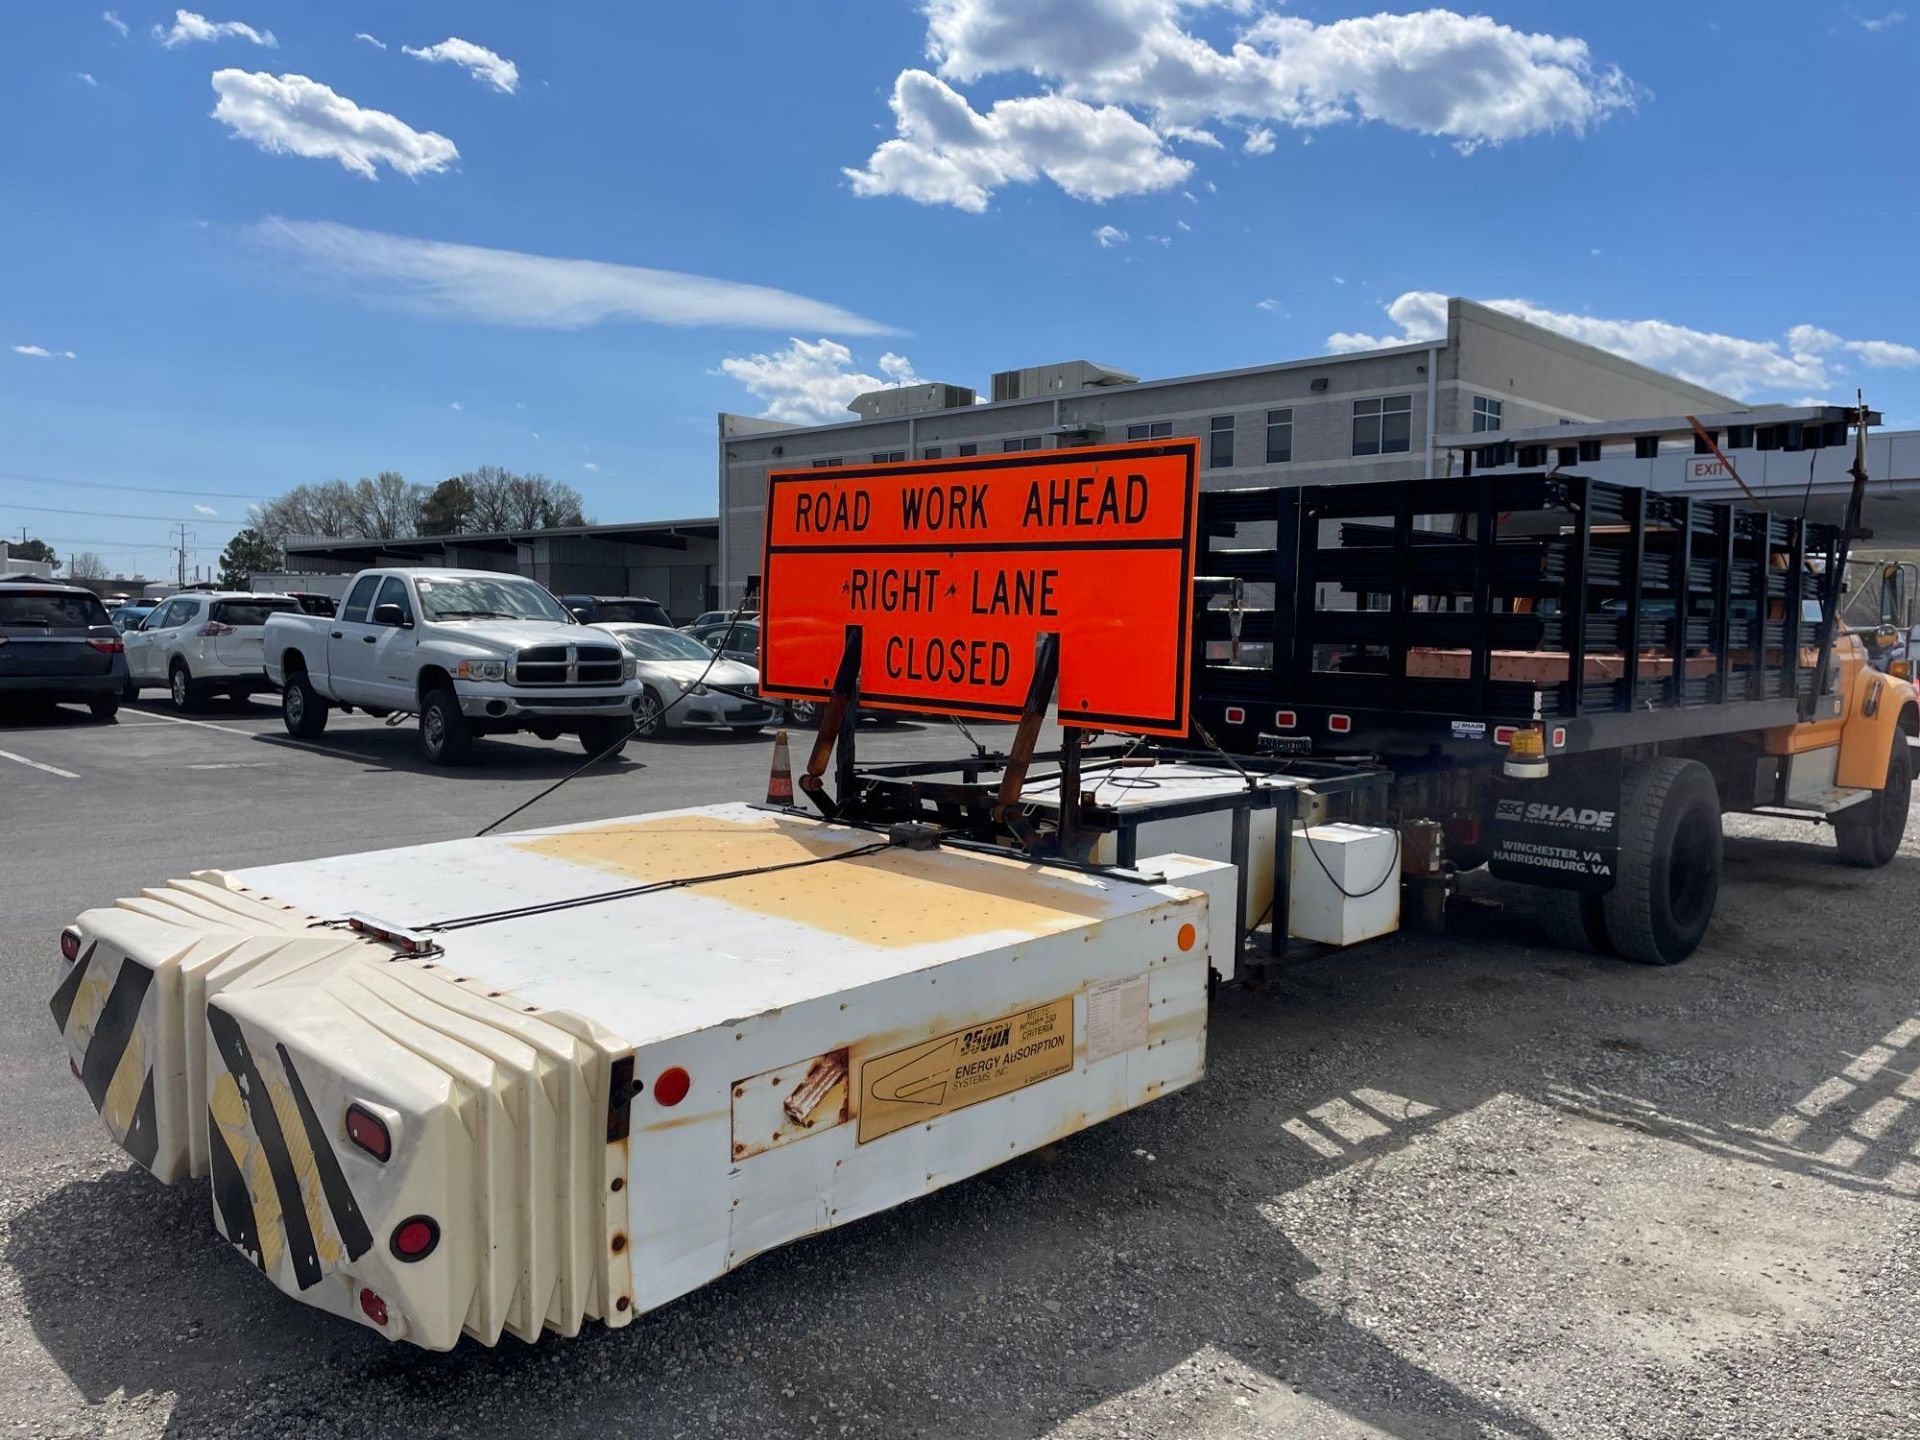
[715,297,1740,606]
[283,517,721,623]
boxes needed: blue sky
[4,0,1917,579]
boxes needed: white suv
[123,591,303,710]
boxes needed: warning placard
[759,441,1200,735]
[856,997,1075,1143]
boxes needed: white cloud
[1146,233,1172,247]
[582,461,599,472]
[155,9,277,48]
[1857,10,1906,29]
[1175,218,1191,231]
[250,218,898,335]
[1093,224,1128,248]
[1328,291,1920,397]
[876,2,1636,203]
[402,37,519,94]
[76,72,98,86]
[102,10,128,38]
[193,503,219,516]
[353,32,386,50]
[448,401,462,411]
[844,68,1191,210]
[1255,297,1282,312]
[717,338,925,424]
[211,71,458,179]
[13,344,76,359]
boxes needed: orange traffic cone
[766,729,794,806]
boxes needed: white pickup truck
[262,567,640,763]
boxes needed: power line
[0,470,276,502]
[3,502,246,526]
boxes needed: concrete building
[283,517,721,623]
[715,298,1740,605]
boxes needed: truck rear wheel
[282,673,328,738]
[1835,736,1911,868]
[420,688,473,765]
[1602,757,1722,966]
[1537,889,1612,955]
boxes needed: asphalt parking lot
[1,697,1916,1439]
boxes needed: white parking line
[116,707,384,765]
[0,748,79,779]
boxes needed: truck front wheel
[578,717,630,759]
[282,673,329,738]
[420,688,473,765]
[1602,757,1722,966]
[1835,737,1911,868]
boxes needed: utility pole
[170,523,195,588]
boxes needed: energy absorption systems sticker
[855,997,1074,1143]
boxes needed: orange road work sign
[759,440,1200,736]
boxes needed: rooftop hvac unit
[846,383,978,420]
[989,361,1139,403]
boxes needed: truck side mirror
[569,606,590,621]
[372,603,411,628]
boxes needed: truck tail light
[1273,709,1297,729]
[1328,714,1352,734]
[60,928,81,962]
[1223,706,1246,726]
[196,622,235,637]
[344,1104,391,1162]
[390,1216,440,1262]
[86,636,124,653]
[359,1287,389,1326]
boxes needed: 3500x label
[855,997,1074,1143]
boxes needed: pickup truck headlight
[621,655,638,681]
[456,659,507,681]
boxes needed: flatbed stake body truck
[50,804,1233,1348]
[1189,466,1915,963]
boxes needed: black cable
[423,840,892,931]
[1301,825,1402,900]
[475,610,756,837]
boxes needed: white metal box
[1287,822,1401,946]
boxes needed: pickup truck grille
[513,644,625,687]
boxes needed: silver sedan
[597,623,777,737]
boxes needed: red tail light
[358,1287,389,1326]
[196,622,235,637]
[390,1216,440,1262]
[344,1104,391,1162]
[60,928,81,962]
[653,1066,691,1107]
[86,636,124,653]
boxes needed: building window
[810,457,844,468]
[1208,415,1235,469]
[1577,438,1603,462]
[1692,430,1718,456]
[1518,444,1548,468]
[1726,425,1754,449]
[1756,426,1780,451]
[1265,409,1293,464]
[1557,445,1578,467]
[871,450,905,463]
[1002,436,1043,453]
[1472,395,1503,432]
[1126,421,1173,440]
[1634,436,1660,459]
[920,446,942,460]
[956,442,978,456]
[1352,395,1413,456]
[1477,441,1513,468]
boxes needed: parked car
[112,603,159,634]
[562,594,672,627]
[685,617,902,726]
[122,591,303,710]
[0,581,127,720]
[599,623,776,736]
[687,607,758,630]
[263,567,641,763]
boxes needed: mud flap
[1488,752,1623,894]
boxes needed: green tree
[418,476,476,536]
[219,528,283,587]
[5,537,56,570]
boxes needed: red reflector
[1493,726,1516,746]
[1551,727,1567,749]
[358,1287,389,1326]
[1328,714,1352,734]
[60,929,81,962]
[390,1216,439,1262]
[86,636,123,654]
[1274,710,1296,729]
[653,1066,691,1107]
[344,1104,391,1162]
[1223,706,1245,726]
